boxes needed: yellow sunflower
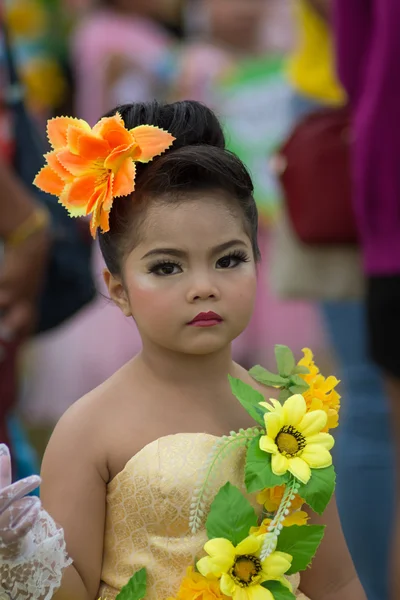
[259,394,334,484]
[298,348,341,431]
[197,535,292,600]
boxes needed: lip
[188,311,223,327]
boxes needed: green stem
[260,476,300,560]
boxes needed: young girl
[0,101,363,600]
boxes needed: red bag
[276,106,358,245]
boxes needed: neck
[139,341,237,389]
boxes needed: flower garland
[113,345,340,600]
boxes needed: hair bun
[107,100,225,151]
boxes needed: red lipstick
[188,311,223,327]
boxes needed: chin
[181,332,238,356]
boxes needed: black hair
[99,100,260,275]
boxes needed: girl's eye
[148,261,183,276]
[216,251,250,269]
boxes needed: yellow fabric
[99,433,310,600]
[287,0,345,105]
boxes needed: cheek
[232,272,257,313]
[125,274,181,321]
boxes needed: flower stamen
[230,555,262,587]
[275,425,306,457]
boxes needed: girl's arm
[39,401,108,600]
[300,495,366,600]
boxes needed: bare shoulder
[42,359,147,484]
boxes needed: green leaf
[116,568,147,600]
[229,376,266,427]
[262,580,296,600]
[279,389,291,403]
[206,482,257,545]
[297,466,336,515]
[292,365,310,375]
[277,525,325,574]
[275,345,296,378]
[289,375,309,390]
[249,365,288,387]
[287,375,309,395]
[245,435,289,493]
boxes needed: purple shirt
[334,0,400,274]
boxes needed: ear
[103,269,132,317]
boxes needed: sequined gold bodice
[99,433,309,600]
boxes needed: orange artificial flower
[34,113,175,237]
[168,567,229,600]
[297,348,341,431]
[256,486,303,514]
[251,510,309,536]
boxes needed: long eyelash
[147,259,183,273]
[226,250,250,262]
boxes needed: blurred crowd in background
[1,1,399,598]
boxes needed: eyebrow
[141,239,248,260]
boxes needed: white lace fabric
[0,509,72,600]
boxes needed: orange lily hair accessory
[34,113,175,238]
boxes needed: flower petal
[283,511,309,526]
[101,174,114,212]
[236,535,261,556]
[271,453,289,476]
[204,538,235,561]
[246,585,273,600]
[94,113,134,148]
[46,151,73,182]
[57,149,94,177]
[47,116,90,149]
[298,410,327,437]
[220,573,236,597]
[305,433,334,450]
[287,457,311,484]
[104,143,137,172]
[321,376,340,393]
[259,436,278,455]
[301,445,333,469]
[34,164,64,196]
[90,202,100,238]
[261,551,292,579]
[260,399,282,414]
[76,133,110,161]
[283,395,306,427]
[132,124,175,162]
[99,205,111,234]
[196,557,214,578]
[264,413,282,440]
[61,174,98,214]
[113,158,136,198]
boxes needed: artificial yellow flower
[259,394,334,484]
[256,486,303,514]
[197,535,292,600]
[251,511,309,537]
[298,348,341,431]
[168,567,229,600]
[6,0,47,39]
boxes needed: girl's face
[106,193,257,356]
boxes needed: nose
[186,273,220,303]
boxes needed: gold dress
[98,433,310,600]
